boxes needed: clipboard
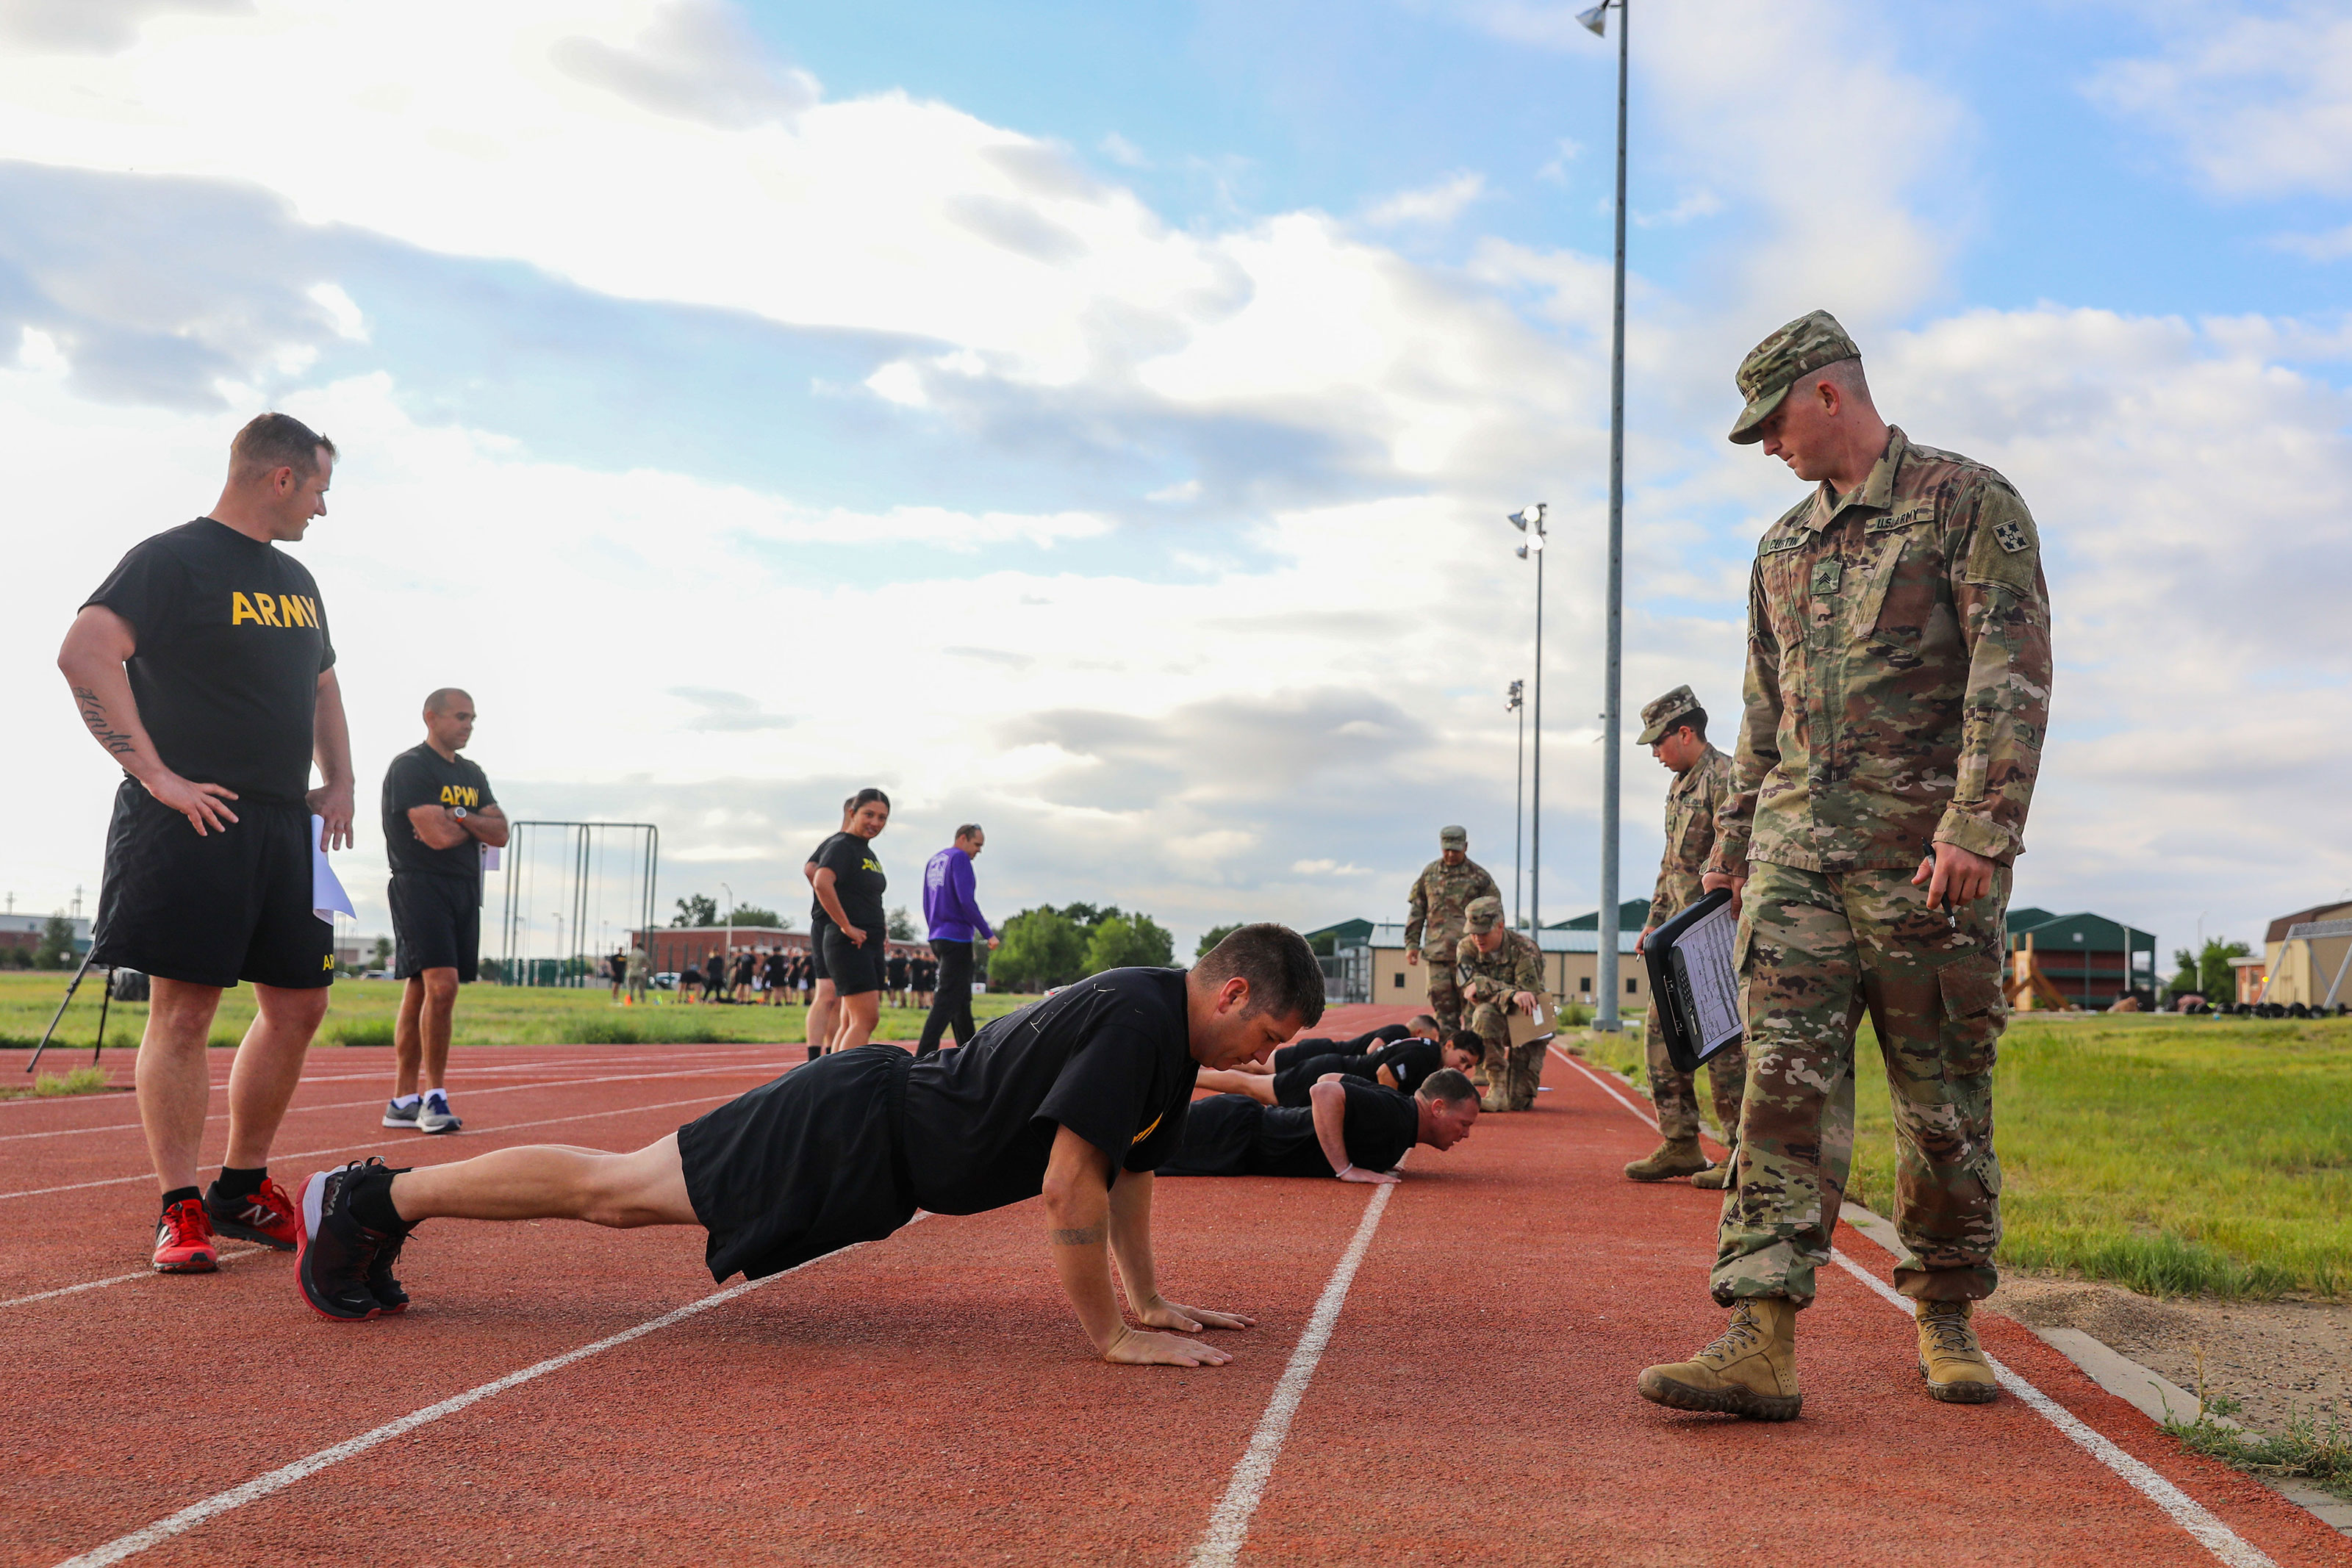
[1643,888,1743,1073]
[1506,991,1556,1049]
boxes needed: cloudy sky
[3,0,2348,968]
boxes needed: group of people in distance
[640,946,940,1010]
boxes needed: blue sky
[1,0,2348,968]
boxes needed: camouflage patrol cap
[1728,309,1860,445]
[1466,895,1503,933]
[1637,684,1702,746]
[1438,824,1468,849]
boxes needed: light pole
[1507,505,1547,938]
[1580,0,1630,1032]
[720,881,735,990]
[551,913,564,988]
[1508,680,1526,932]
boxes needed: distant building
[1316,918,1649,1010]
[0,913,91,960]
[2004,908,2156,1011]
[2252,901,2352,1009]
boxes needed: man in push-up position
[1197,1029,1484,1106]
[296,925,1325,1367]
[1158,1069,1482,1184]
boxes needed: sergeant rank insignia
[1993,517,2031,554]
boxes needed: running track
[2,1015,2342,1566]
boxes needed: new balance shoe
[381,1098,421,1131]
[295,1162,395,1321]
[152,1198,219,1273]
[416,1092,462,1135]
[205,1176,299,1251]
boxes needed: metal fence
[1319,944,1370,1006]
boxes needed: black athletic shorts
[89,778,333,990]
[678,1046,916,1282]
[389,873,481,982]
[808,917,832,982]
[821,925,886,997]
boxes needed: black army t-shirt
[1255,1077,1421,1178]
[806,832,845,932]
[816,831,887,934]
[381,744,495,879]
[900,967,1194,1215]
[1369,1038,1444,1096]
[83,519,334,802]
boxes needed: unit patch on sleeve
[1993,517,2031,554]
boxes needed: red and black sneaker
[152,1198,219,1273]
[295,1162,390,1322]
[206,1177,299,1251]
[367,1230,410,1315]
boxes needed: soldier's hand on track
[1702,870,1745,916]
[1336,1165,1399,1185]
[1513,990,1538,1015]
[146,770,240,835]
[1405,947,1420,965]
[1103,1326,1233,1367]
[1635,927,1652,956]
[1915,842,1995,912]
[308,778,355,850]
[1136,1298,1257,1333]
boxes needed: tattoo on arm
[72,686,137,757]
[1050,1226,1106,1247]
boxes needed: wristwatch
[451,806,467,819]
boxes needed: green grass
[0,1065,118,1100]
[0,971,1034,1052]
[2166,1396,2352,1502]
[1568,1013,2352,1301]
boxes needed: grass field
[0,970,1034,1051]
[1574,1013,2352,1302]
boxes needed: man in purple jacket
[917,824,997,1057]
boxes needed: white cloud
[1535,138,1580,185]
[2270,224,2352,262]
[2087,6,2352,198]
[1363,170,1488,228]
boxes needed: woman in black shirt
[811,788,891,1052]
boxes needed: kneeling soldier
[1455,896,1548,1112]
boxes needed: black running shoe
[295,1162,392,1322]
[367,1227,410,1315]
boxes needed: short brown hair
[425,688,472,713]
[231,412,334,479]
[1193,923,1324,1028]
[1416,1068,1480,1107]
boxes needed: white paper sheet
[1672,897,1743,1058]
[310,814,354,927]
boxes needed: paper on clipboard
[1671,899,1742,1052]
[310,814,354,927]
[1506,991,1556,1048]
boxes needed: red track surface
[2,1015,2343,1566]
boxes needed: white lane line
[0,1061,785,1148]
[1554,1040,2281,1567]
[1189,1180,1398,1568]
[51,1215,927,1568]
[1827,1251,2276,1568]
[0,1247,265,1310]
[0,1092,739,1203]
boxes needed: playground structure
[495,821,659,988]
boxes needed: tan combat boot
[1689,1159,1733,1191]
[1637,1298,1802,1420]
[1623,1137,1707,1182]
[1915,1300,1998,1404]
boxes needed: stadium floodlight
[1577,2,1610,36]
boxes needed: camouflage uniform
[1710,312,2052,1310]
[1638,693,1746,1144]
[1404,832,1499,1032]
[1456,897,1548,1111]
